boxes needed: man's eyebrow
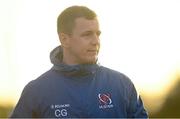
[83,30,101,33]
[81,30,93,35]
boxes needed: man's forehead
[74,17,99,26]
[73,17,100,32]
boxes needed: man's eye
[82,32,92,36]
[85,33,91,36]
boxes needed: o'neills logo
[98,93,114,109]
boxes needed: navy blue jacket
[10,46,148,118]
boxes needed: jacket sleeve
[10,81,40,118]
[127,83,148,118]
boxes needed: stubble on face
[63,17,101,65]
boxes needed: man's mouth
[87,50,98,54]
[88,50,97,52]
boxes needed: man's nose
[91,34,100,45]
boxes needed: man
[10,5,148,118]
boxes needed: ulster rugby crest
[98,93,114,109]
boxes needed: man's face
[66,17,101,64]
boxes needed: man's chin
[85,59,98,64]
[80,56,98,64]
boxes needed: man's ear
[58,33,70,48]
